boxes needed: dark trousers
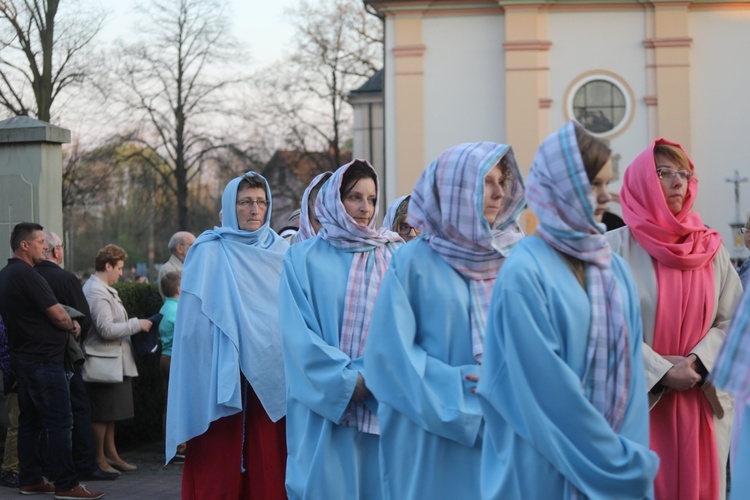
[69,365,97,477]
[11,357,77,491]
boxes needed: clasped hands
[661,354,704,392]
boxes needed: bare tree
[0,0,104,121]
[115,0,247,230]
[259,0,382,168]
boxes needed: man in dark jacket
[35,231,118,482]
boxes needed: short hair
[574,124,612,183]
[160,271,181,298]
[654,144,691,171]
[340,161,377,201]
[43,230,61,257]
[238,174,266,192]
[168,231,194,253]
[392,196,411,232]
[10,222,43,252]
[94,244,128,272]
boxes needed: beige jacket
[607,226,742,499]
[82,274,140,378]
[158,254,183,299]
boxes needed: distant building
[366,0,750,244]
[262,149,352,231]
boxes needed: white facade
[371,0,750,254]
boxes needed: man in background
[36,231,119,482]
[0,222,102,499]
[157,232,195,299]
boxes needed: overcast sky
[96,0,306,66]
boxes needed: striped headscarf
[408,142,525,362]
[296,171,333,243]
[316,159,401,434]
[711,287,750,402]
[526,122,630,434]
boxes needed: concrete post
[0,116,71,264]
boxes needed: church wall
[421,14,506,171]
[690,8,750,247]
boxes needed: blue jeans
[11,357,77,491]
[69,365,97,477]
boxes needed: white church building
[361,0,750,257]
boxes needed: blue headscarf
[166,172,289,464]
[382,195,409,233]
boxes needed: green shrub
[112,282,164,447]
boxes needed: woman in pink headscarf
[607,140,742,500]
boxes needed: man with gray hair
[157,231,195,299]
[36,231,118,482]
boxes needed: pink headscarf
[620,138,723,500]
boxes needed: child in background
[159,272,185,462]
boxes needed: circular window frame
[564,71,635,139]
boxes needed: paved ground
[0,441,182,499]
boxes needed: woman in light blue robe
[279,159,401,500]
[365,142,526,499]
[710,284,750,497]
[476,122,659,499]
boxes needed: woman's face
[236,186,268,231]
[105,260,124,285]
[308,197,323,234]
[342,177,376,226]
[655,153,691,215]
[396,220,420,242]
[483,164,506,225]
[591,159,613,222]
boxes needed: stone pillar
[0,116,70,264]
[644,2,693,152]
[501,2,552,232]
[392,14,426,198]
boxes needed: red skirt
[181,385,287,500]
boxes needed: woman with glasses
[364,143,525,499]
[279,160,401,499]
[383,195,420,242]
[166,172,289,499]
[607,140,742,500]
[477,123,657,498]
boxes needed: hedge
[112,282,164,448]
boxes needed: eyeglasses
[398,223,420,237]
[741,228,750,234]
[656,167,694,182]
[55,244,64,250]
[236,199,268,208]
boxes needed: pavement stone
[0,441,181,500]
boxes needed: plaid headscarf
[526,122,630,436]
[316,159,401,434]
[408,142,525,362]
[296,171,333,243]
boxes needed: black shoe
[78,467,119,481]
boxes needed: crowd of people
[1,120,750,499]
